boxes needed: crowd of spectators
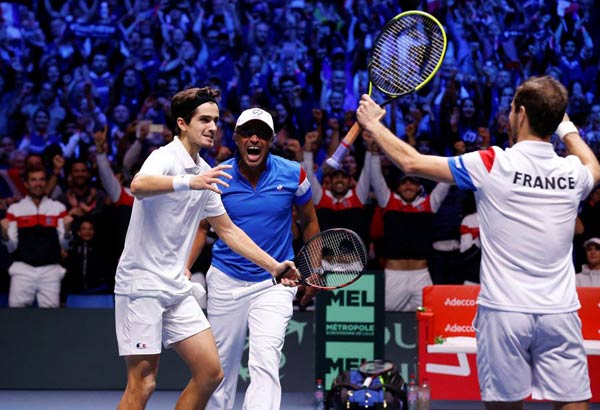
[1,0,599,307]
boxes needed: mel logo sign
[315,272,385,388]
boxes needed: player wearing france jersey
[356,75,600,410]
[197,108,320,410]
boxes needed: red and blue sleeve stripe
[293,166,312,206]
[448,156,476,191]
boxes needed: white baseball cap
[235,108,274,134]
[584,237,600,249]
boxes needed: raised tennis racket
[359,360,396,388]
[231,228,367,300]
[326,10,447,169]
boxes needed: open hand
[190,164,233,194]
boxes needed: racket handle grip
[275,266,291,282]
[361,376,373,388]
[231,279,276,301]
[325,122,362,170]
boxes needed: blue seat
[65,294,114,308]
[0,293,8,308]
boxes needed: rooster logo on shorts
[136,342,147,349]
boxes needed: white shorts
[8,261,65,308]
[384,267,432,312]
[474,306,591,402]
[115,293,210,356]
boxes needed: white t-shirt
[576,265,600,287]
[114,137,225,296]
[449,141,595,313]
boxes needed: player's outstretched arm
[207,212,299,286]
[560,114,600,184]
[356,94,454,184]
[130,164,233,199]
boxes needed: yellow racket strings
[370,14,446,96]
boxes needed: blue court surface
[1,391,598,410]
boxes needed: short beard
[29,191,45,200]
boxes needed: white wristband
[172,174,192,192]
[555,121,578,141]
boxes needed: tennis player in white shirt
[357,75,600,410]
[114,87,297,410]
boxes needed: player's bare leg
[553,401,589,410]
[118,354,160,410]
[484,401,590,410]
[173,329,223,410]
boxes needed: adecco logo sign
[444,323,475,333]
[444,297,476,307]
